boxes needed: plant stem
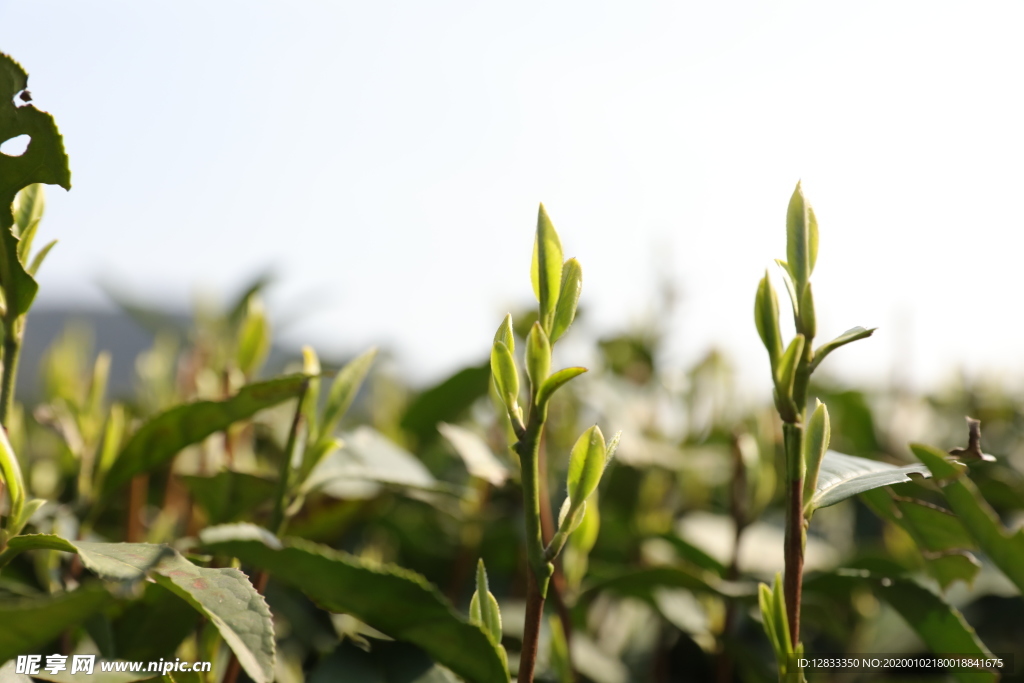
[515,403,553,683]
[0,315,22,427]
[782,421,805,647]
[270,381,310,536]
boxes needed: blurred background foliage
[6,270,1022,683]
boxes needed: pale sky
[2,1,1023,395]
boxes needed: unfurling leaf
[0,424,25,534]
[773,334,805,421]
[810,326,876,372]
[235,296,271,377]
[785,181,816,296]
[493,313,515,354]
[531,204,564,333]
[471,560,502,645]
[320,347,378,438]
[551,257,582,343]
[802,400,830,508]
[490,341,519,412]
[536,366,587,407]
[566,425,606,513]
[754,271,782,370]
[526,322,551,391]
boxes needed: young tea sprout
[754,182,874,679]
[489,204,616,683]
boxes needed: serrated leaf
[438,422,508,487]
[65,541,274,683]
[808,450,929,512]
[102,374,309,494]
[200,525,508,683]
[536,366,587,407]
[0,584,109,661]
[0,53,71,319]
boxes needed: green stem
[270,381,310,536]
[0,315,22,427]
[782,421,805,649]
[515,402,553,683]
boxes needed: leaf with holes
[0,53,70,318]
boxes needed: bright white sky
[2,1,1023,395]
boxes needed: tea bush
[0,51,1021,683]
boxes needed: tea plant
[1,48,1022,683]
[487,205,617,682]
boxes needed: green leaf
[536,366,587,407]
[785,181,813,295]
[913,443,1024,594]
[180,471,278,525]
[320,347,378,440]
[112,582,201,661]
[310,640,461,683]
[550,258,582,343]
[531,204,564,333]
[26,237,55,276]
[438,422,509,487]
[0,53,71,319]
[774,260,799,320]
[12,183,44,238]
[802,400,830,508]
[304,426,437,496]
[200,525,509,683]
[525,322,551,391]
[860,489,981,590]
[808,450,930,512]
[59,541,275,683]
[810,326,876,372]
[0,423,25,533]
[0,584,109,661]
[472,560,502,644]
[772,334,804,421]
[583,563,755,601]
[806,570,996,683]
[754,271,782,369]
[400,362,490,442]
[102,374,310,494]
[493,314,514,354]
[489,341,519,412]
[566,425,606,512]
[235,296,271,377]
